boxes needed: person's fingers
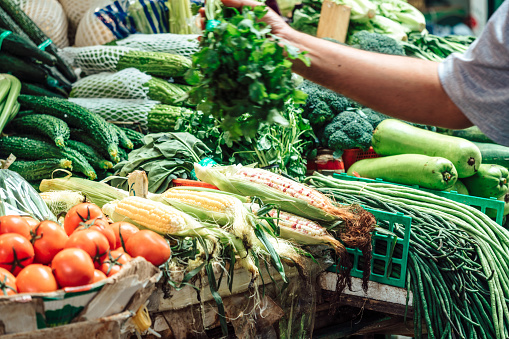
[199,7,206,30]
[221,0,264,9]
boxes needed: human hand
[198,0,292,38]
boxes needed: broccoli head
[323,110,374,154]
[348,30,406,56]
[298,80,356,128]
[360,107,390,128]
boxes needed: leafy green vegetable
[111,132,210,193]
[175,100,316,181]
[187,5,310,140]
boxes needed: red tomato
[22,217,39,231]
[100,250,132,277]
[0,234,34,275]
[64,203,104,236]
[110,222,139,249]
[52,248,94,288]
[75,217,116,250]
[126,230,171,266]
[16,264,58,293]
[92,269,107,283]
[0,215,31,240]
[0,267,17,295]
[32,221,68,265]
[65,229,109,268]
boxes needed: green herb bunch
[186,5,310,140]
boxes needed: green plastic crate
[333,173,505,225]
[327,208,412,288]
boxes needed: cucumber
[0,53,48,84]
[446,180,469,195]
[452,126,494,143]
[462,164,509,199]
[0,28,56,66]
[346,154,458,190]
[472,142,509,168]
[21,82,65,98]
[372,119,482,178]
[8,114,70,148]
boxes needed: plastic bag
[0,170,57,221]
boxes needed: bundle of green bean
[305,173,509,339]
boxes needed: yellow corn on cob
[234,167,332,209]
[161,189,238,213]
[104,196,195,234]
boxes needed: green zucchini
[0,53,48,84]
[9,114,70,148]
[66,140,114,171]
[17,95,120,162]
[116,50,192,78]
[472,142,509,168]
[0,0,77,82]
[9,158,72,181]
[120,127,145,148]
[21,82,65,98]
[462,164,509,199]
[0,136,96,180]
[372,119,482,178]
[110,123,133,150]
[146,105,193,133]
[446,180,469,195]
[346,154,458,190]
[452,126,494,143]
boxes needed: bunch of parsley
[186,5,310,140]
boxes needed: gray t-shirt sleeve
[438,1,509,146]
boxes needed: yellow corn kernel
[162,189,238,213]
[114,196,188,234]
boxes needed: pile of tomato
[0,203,171,295]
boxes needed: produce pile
[4,0,509,338]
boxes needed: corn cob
[250,204,345,251]
[194,164,357,223]
[265,209,326,236]
[103,196,201,234]
[235,167,331,209]
[161,188,238,213]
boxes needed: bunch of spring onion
[306,173,509,339]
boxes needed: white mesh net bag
[70,68,151,99]
[69,98,158,129]
[60,46,136,75]
[113,33,200,58]
[15,0,69,48]
[75,2,116,47]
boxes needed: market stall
[0,0,506,338]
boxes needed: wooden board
[316,1,351,43]
[0,312,131,339]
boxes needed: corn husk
[39,176,128,207]
[194,164,343,224]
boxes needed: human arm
[219,0,472,130]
